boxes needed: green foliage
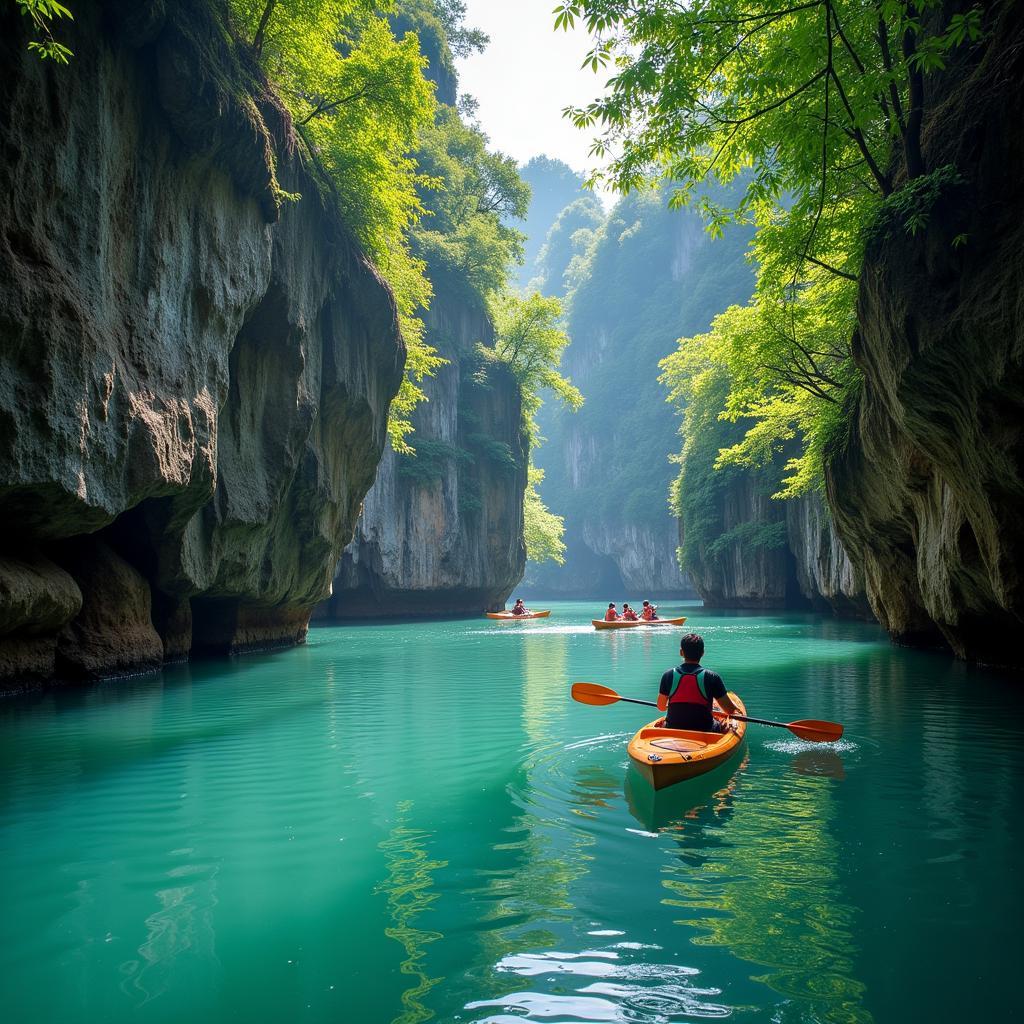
[533,184,755,549]
[16,0,73,62]
[230,0,443,452]
[412,105,528,306]
[514,157,588,289]
[524,466,567,565]
[529,195,605,297]
[466,434,517,473]
[485,292,583,447]
[396,438,472,482]
[557,0,985,493]
[706,521,787,560]
[866,163,966,244]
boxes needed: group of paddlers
[603,601,659,622]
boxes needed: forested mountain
[527,187,756,596]
[514,157,589,290]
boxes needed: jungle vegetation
[558,0,984,496]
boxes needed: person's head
[680,633,705,662]
[608,602,615,609]
[514,597,523,603]
[623,603,631,609]
[642,600,650,607]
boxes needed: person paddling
[621,603,639,621]
[641,600,658,621]
[604,602,620,622]
[511,598,528,616]
[657,632,739,732]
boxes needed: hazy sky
[456,0,611,184]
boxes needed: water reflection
[655,768,872,1023]
[376,801,447,1024]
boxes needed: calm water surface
[1,601,1022,1023]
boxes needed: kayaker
[641,601,658,621]
[604,603,620,621]
[621,603,639,621]
[657,632,739,732]
[511,598,528,616]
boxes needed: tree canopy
[557,0,984,493]
[484,292,584,562]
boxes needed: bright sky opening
[456,0,614,201]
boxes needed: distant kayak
[591,616,687,630]
[628,694,747,790]
[485,610,551,620]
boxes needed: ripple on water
[466,945,731,1022]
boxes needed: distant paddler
[604,602,620,622]
[621,603,639,621]
[511,598,529,616]
[641,600,659,621]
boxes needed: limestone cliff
[316,297,528,617]
[0,0,403,687]
[825,2,1024,664]
[680,478,870,615]
[529,188,754,598]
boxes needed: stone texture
[55,541,164,678]
[786,492,872,617]
[317,296,528,618]
[681,466,870,615]
[825,3,1024,664]
[0,0,403,687]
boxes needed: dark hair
[680,633,705,660]
[642,600,649,605]
[608,602,615,607]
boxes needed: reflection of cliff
[0,2,401,687]
[530,188,754,596]
[316,297,528,618]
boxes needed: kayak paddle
[570,681,844,743]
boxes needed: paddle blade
[571,682,620,706]
[787,719,844,743]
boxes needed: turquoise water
[1,601,1022,1023]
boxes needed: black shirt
[658,662,727,730]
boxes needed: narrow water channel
[1,601,1020,1023]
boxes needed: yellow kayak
[627,694,747,790]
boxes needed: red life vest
[668,666,710,708]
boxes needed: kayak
[485,610,551,620]
[627,694,747,791]
[591,616,687,630]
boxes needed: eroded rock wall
[825,3,1024,664]
[683,486,870,614]
[316,296,528,617]
[0,0,403,687]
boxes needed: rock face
[529,189,755,598]
[316,297,528,617]
[0,0,403,687]
[825,4,1024,664]
[683,481,870,614]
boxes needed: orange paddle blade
[571,682,620,706]
[787,719,844,743]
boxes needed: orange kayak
[485,610,551,620]
[627,694,746,790]
[591,616,687,630]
